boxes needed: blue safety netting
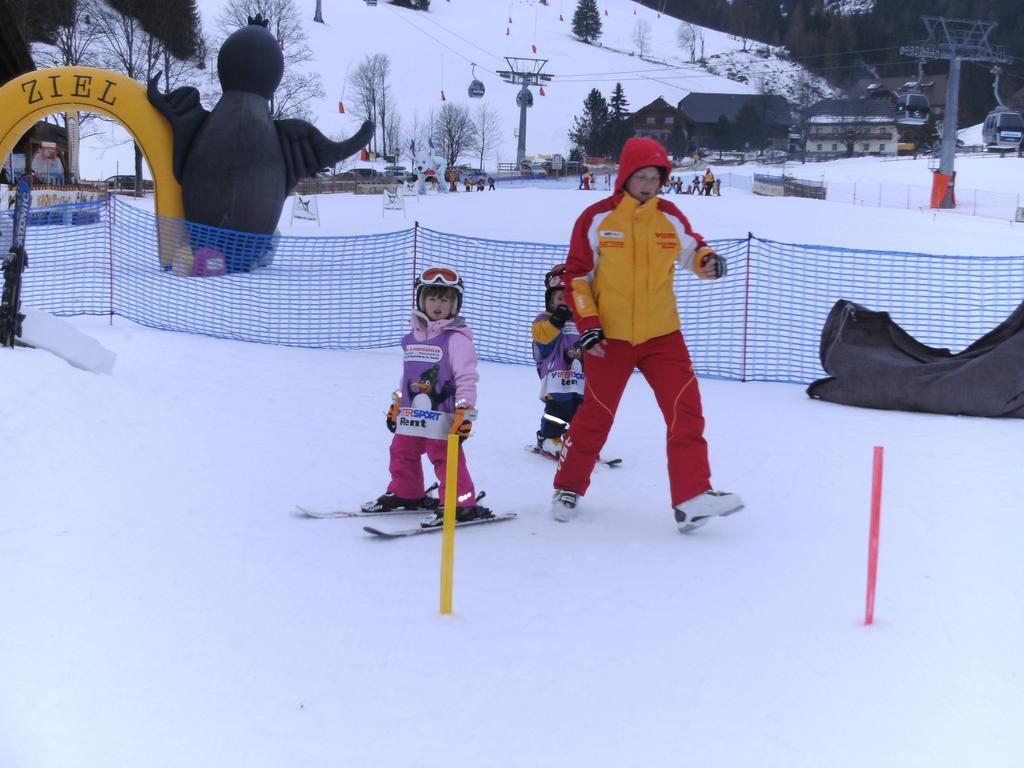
[15,197,1024,384]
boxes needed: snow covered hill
[67,0,834,180]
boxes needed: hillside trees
[217,0,324,120]
[571,0,602,44]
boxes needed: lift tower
[900,17,1011,208]
[495,57,554,167]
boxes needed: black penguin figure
[148,14,373,238]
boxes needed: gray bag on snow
[806,299,1024,418]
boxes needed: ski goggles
[545,264,566,288]
[419,266,461,287]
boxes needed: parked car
[104,174,154,191]
[333,168,385,182]
[383,165,413,182]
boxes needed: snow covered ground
[4,160,1024,765]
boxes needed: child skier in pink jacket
[363,265,493,528]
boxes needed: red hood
[614,137,671,195]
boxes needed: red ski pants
[553,331,711,506]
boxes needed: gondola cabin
[982,107,1024,152]
[468,79,485,98]
[896,92,930,126]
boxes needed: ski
[296,505,435,519]
[524,445,622,467]
[363,512,517,538]
[296,482,452,518]
[1,176,32,348]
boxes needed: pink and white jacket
[398,313,479,407]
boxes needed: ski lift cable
[967,59,1024,82]
[381,1,504,71]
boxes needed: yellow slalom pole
[439,433,459,614]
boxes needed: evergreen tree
[734,101,768,151]
[710,114,733,156]
[571,0,602,44]
[666,123,689,160]
[605,83,634,157]
[568,88,610,158]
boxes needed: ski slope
[4,163,1024,765]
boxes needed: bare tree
[632,19,651,59]
[92,4,147,190]
[383,110,403,162]
[470,103,501,171]
[676,22,697,64]
[433,102,477,169]
[217,0,323,120]
[34,0,103,68]
[350,53,393,156]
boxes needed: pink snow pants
[387,434,477,508]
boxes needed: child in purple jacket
[363,265,493,527]
[531,263,584,458]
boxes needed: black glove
[451,406,477,443]
[550,304,573,329]
[697,246,727,278]
[385,391,400,433]
[578,327,606,352]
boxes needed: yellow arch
[0,66,184,224]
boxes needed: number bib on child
[398,333,458,439]
[395,406,455,439]
[544,366,585,396]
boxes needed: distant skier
[550,136,744,532]
[363,266,493,527]
[703,167,715,196]
[531,263,584,458]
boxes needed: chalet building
[804,98,899,159]
[677,93,793,151]
[630,96,688,148]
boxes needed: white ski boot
[551,489,580,522]
[539,436,564,459]
[674,491,744,533]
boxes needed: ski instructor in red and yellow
[550,137,744,533]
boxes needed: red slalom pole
[864,446,884,625]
